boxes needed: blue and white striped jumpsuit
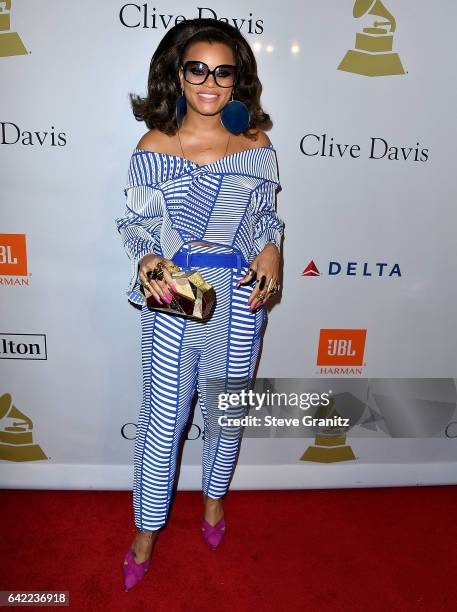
[115,144,284,531]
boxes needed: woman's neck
[180,110,226,137]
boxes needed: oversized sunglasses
[181,61,237,88]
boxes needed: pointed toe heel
[201,516,226,550]
[122,548,151,592]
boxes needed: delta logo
[302,260,401,277]
[317,329,366,375]
[0,234,29,286]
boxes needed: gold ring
[267,279,280,294]
[257,292,265,302]
[150,263,164,281]
[165,263,180,273]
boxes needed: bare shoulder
[243,128,272,149]
[136,129,173,152]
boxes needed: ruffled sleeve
[250,153,284,253]
[114,151,164,304]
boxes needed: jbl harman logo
[317,329,366,366]
[1,245,17,264]
[0,234,28,276]
[328,338,356,356]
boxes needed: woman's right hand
[138,254,177,304]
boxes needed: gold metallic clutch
[144,264,216,320]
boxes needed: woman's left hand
[236,243,280,310]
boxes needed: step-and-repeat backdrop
[2,1,456,489]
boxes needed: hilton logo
[0,334,47,360]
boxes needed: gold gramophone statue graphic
[300,396,356,463]
[0,0,27,58]
[0,393,47,461]
[338,0,405,77]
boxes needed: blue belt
[172,251,248,273]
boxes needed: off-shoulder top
[115,144,284,306]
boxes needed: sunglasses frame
[180,60,238,88]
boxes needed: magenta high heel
[201,516,226,550]
[122,548,151,591]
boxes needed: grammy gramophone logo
[0,0,27,58]
[338,0,405,77]
[300,396,356,463]
[0,393,47,461]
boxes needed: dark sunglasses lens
[184,62,236,87]
[214,65,236,86]
[184,62,208,83]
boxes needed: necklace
[177,127,231,164]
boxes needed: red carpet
[1,486,456,611]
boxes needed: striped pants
[133,244,267,531]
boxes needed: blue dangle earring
[175,88,187,127]
[220,91,250,135]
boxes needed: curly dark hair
[129,18,272,139]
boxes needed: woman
[116,17,284,591]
